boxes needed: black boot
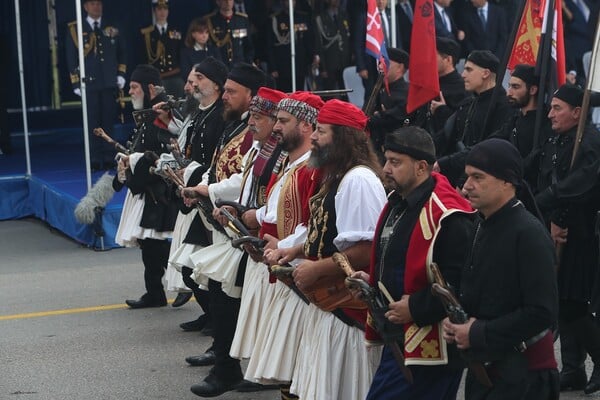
[572,315,600,394]
[559,319,587,391]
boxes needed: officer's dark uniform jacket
[66,18,126,90]
[140,24,182,79]
[314,9,351,76]
[206,11,254,67]
[267,10,314,92]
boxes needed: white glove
[73,88,81,97]
[117,76,126,89]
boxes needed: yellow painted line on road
[0,299,175,321]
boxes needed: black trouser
[86,87,118,166]
[559,299,600,373]
[208,278,242,383]
[139,238,170,301]
[181,266,211,316]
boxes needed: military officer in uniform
[314,0,351,92]
[205,0,254,68]
[65,0,126,170]
[267,0,315,93]
[140,0,184,98]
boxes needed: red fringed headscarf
[316,99,368,132]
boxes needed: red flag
[365,0,387,62]
[407,0,439,114]
[507,0,544,70]
[552,0,566,86]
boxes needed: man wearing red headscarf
[274,99,387,399]
[241,91,323,399]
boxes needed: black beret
[467,50,499,73]
[227,63,266,95]
[194,57,229,89]
[388,48,409,66]
[466,138,523,186]
[436,37,460,62]
[553,84,584,107]
[130,64,162,87]
[511,64,539,86]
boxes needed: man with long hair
[275,99,387,399]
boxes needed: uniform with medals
[267,8,314,93]
[206,10,254,67]
[314,6,351,91]
[65,0,126,169]
[140,0,184,97]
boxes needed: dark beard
[223,107,242,122]
[508,92,530,109]
[308,142,332,168]
[280,128,302,152]
[182,94,200,117]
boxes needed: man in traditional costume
[362,126,474,399]
[112,64,178,309]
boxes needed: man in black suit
[395,0,413,51]
[457,0,509,61]
[433,0,464,44]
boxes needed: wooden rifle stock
[362,72,384,116]
[430,263,493,388]
[93,127,129,154]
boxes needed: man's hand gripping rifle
[215,200,310,305]
[430,262,492,388]
[335,252,414,384]
[93,127,130,157]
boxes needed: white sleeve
[277,224,308,250]
[168,117,183,135]
[255,205,266,226]
[208,172,243,205]
[333,167,387,251]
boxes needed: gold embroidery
[420,339,440,358]
[141,25,165,65]
[419,208,433,240]
[215,128,250,182]
[69,21,95,57]
[206,13,232,48]
[405,323,432,353]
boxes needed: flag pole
[480,0,527,135]
[569,17,600,168]
[532,0,556,149]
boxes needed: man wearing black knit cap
[534,84,600,394]
[492,64,552,162]
[443,138,559,400]
[369,47,410,158]
[433,50,512,186]
[430,37,468,133]
[114,64,179,309]
[183,62,268,397]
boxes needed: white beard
[131,96,144,110]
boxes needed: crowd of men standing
[64,0,600,399]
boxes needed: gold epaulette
[140,25,155,35]
[235,11,248,18]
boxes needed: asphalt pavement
[0,218,595,399]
